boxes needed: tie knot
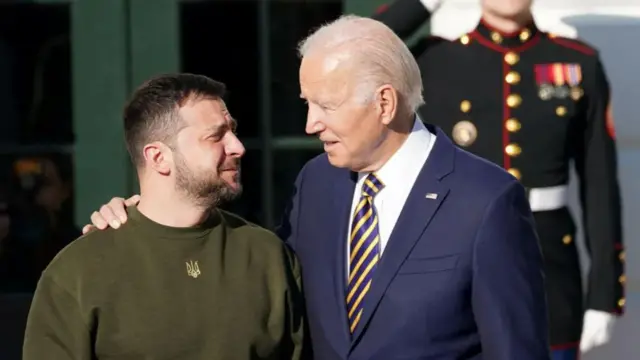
[362,173,384,197]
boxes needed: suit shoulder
[452,147,521,196]
[546,33,599,56]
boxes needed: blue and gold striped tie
[346,173,384,334]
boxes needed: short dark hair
[123,73,227,167]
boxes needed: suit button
[619,274,626,284]
[504,52,519,65]
[506,94,522,108]
[460,100,471,113]
[618,298,626,308]
[507,168,521,180]
[556,106,567,116]
[562,234,572,245]
[505,71,521,84]
[505,143,521,157]
[505,118,521,132]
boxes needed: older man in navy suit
[84,15,550,360]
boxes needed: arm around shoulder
[471,180,551,360]
[23,274,93,360]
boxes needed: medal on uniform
[565,63,583,100]
[551,63,569,98]
[452,120,477,147]
[554,85,569,99]
[534,64,554,100]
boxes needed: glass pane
[269,1,343,137]
[0,3,71,146]
[179,0,260,139]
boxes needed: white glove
[420,0,445,12]
[579,309,616,353]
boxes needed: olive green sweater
[23,206,306,360]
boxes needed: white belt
[528,185,568,212]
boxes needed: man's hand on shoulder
[81,195,140,234]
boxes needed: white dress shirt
[346,118,435,277]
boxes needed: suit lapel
[350,126,455,346]
[325,168,356,352]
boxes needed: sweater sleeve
[23,275,93,360]
[283,246,310,360]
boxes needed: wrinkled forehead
[180,97,232,129]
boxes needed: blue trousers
[552,346,578,360]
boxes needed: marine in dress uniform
[374,0,625,357]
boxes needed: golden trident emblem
[186,260,201,278]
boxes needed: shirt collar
[359,116,433,189]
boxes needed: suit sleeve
[472,181,551,360]
[573,55,625,314]
[23,275,93,360]
[372,0,432,40]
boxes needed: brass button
[519,29,531,42]
[505,143,521,157]
[504,52,519,65]
[619,251,625,262]
[506,94,522,108]
[507,168,521,180]
[618,298,626,308]
[562,234,573,245]
[460,100,471,113]
[505,118,521,132]
[460,35,470,45]
[505,71,521,84]
[619,274,626,284]
[491,32,502,43]
[556,106,567,116]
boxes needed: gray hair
[298,15,424,113]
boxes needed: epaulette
[547,33,597,56]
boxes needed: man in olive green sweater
[22,74,307,360]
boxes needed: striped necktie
[346,173,384,334]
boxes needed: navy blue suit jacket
[277,125,551,360]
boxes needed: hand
[579,309,616,353]
[81,195,140,234]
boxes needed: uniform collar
[473,18,539,50]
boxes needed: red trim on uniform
[470,30,542,53]
[606,100,616,139]
[614,243,623,250]
[502,60,510,169]
[375,3,389,14]
[551,341,580,350]
[549,37,596,56]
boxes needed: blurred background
[0,0,637,358]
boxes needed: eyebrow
[207,117,237,133]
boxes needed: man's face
[172,98,245,208]
[299,53,385,171]
[481,0,532,18]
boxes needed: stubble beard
[174,156,242,210]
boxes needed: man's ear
[376,84,398,125]
[142,142,172,175]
